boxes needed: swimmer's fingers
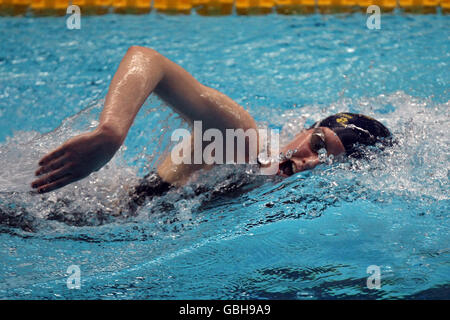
[35,154,69,176]
[34,175,74,194]
[31,164,72,192]
[38,146,67,166]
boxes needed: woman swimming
[31,46,392,199]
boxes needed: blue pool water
[0,12,449,299]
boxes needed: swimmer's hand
[31,126,122,193]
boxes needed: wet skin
[32,46,256,193]
[31,46,344,194]
[277,127,346,177]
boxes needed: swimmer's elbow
[126,45,160,59]
[125,46,165,75]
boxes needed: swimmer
[31,46,392,202]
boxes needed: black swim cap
[310,112,392,157]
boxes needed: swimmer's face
[277,127,346,177]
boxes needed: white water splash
[0,91,448,231]
[275,91,449,202]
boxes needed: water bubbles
[317,148,328,163]
[257,152,271,166]
[89,120,99,129]
[326,153,334,166]
[174,199,194,221]
[285,149,297,159]
[277,149,297,162]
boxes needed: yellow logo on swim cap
[336,117,349,125]
[335,113,353,126]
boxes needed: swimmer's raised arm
[32,46,256,193]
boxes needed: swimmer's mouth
[278,160,296,177]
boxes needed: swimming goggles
[282,128,327,159]
[258,127,328,167]
[309,127,327,154]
